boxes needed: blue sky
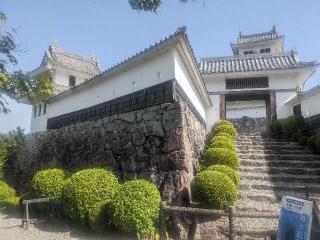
[1,0,320,133]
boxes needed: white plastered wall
[31,48,176,132]
[174,49,206,120]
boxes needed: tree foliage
[0,11,53,113]
[128,0,196,12]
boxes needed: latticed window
[226,77,269,89]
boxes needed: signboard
[277,196,313,240]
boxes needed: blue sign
[277,196,313,240]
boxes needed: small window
[69,76,76,87]
[43,103,47,115]
[260,48,271,53]
[38,104,42,116]
[244,50,254,55]
[34,106,37,117]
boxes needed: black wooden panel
[47,80,174,130]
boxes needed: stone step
[237,144,305,151]
[234,217,278,235]
[239,179,320,193]
[239,172,320,184]
[238,189,310,204]
[234,227,277,240]
[239,165,320,175]
[236,141,299,146]
[237,137,289,142]
[236,198,281,213]
[237,149,309,155]
[240,159,320,168]
[239,153,320,160]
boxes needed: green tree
[0,11,52,114]
[128,0,197,12]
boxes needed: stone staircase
[234,132,320,239]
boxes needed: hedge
[203,148,239,169]
[31,168,67,200]
[110,179,161,239]
[213,125,237,140]
[272,116,304,138]
[214,132,234,140]
[192,171,237,209]
[62,168,120,227]
[307,134,320,154]
[0,181,17,209]
[209,136,236,151]
[206,164,239,188]
[211,120,234,132]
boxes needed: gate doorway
[219,91,277,132]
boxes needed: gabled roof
[286,84,320,105]
[199,50,318,74]
[235,26,282,45]
[42,41,101,75]
[47,27,211,107]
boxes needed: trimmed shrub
[210,136,236,151]
[0,181,16,208]
[211,120,234,132]
[192,171,237,209]
[2,197,20,210]
[308,135,320,154]
[206,165,239,188]
[281,116,304,138]
[290,132,302,142]
[62,168,120,226]
[88,200,110,232]
[214,125,237,140]
[31,168,67,200]
[271,119,282,135]
[214,132,234,140]
[110,179,161,239]
[203,148,239,169]
[298,135,309,146]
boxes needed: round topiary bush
[307,135,320,154]
[3,197,20,210]
[203,148,239,169]
[110,179,161,238]
[214,132,234,140]
[282,116,304,138]
[31,168,67,200]
[206,164,239,188]
[214,125,237,140]
[0,181,16,208]
[211,120,234,132]
[209,136,236,151]
[298,135,308,146]
[62,168,120,226]
[192,171,237,209]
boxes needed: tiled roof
[236,26,281,44]
[47,27,211,107]
[42,41,101,75]
[199,51,318,74]
[52,83,70,95]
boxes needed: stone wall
[7,87,206,203]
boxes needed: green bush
[211,120,234,132]
[214,132,234,140]
[203,148,239,169]
[31,168,67,200]
[213,125,237,140]
[298,135,309,146]
[62,168,120,227]
[2,197,20,210]
[206,164,240,188]
[308,134,320,154]
[290,132,302,142]
[210,136,236,151]
[192,170,237,209]
[281,116,304,138]
[88,200,110,232]
[110,179,161,239]
[271,119,282,135]
[0,181,16,208]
